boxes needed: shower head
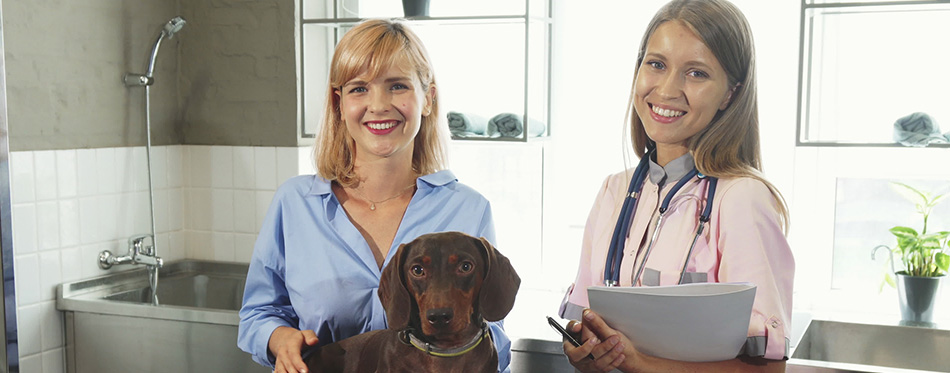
[143,16,187,79]
[162,16,186,39]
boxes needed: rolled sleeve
[715,179,794,360]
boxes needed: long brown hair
[315,19,446,188]
[629,0,788,230]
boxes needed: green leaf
[884,272,897,288]
[890,226,919,239]
[891,182,928,205]
[936,252,950,272]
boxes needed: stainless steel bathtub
[56,260,268,373]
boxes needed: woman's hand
[562,312,627,372]
[268,326,319,373]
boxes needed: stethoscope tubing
[603,153,718,287]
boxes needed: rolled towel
[893,112,947,147]
[486,113,546,138]
[447,111,488,136]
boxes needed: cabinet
[299,0,551,142]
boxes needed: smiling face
[336,55,434,166]
[633,21,735,164]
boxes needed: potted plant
[872,182,950,324]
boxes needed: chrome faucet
[98,234,163,305]
[99,234,164,269]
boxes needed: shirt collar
[307,169,457,195]
[647,152,695,188]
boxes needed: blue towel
[447,111,488,136]
[486,113,546,138]
[893,112,948,147]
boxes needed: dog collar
[402,323,491,358]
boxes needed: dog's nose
[426,308,454,326]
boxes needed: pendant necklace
[351,182,416,211]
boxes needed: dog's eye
[458,261,474,273]
[410,265,425,277]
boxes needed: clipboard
[587,282,756,362]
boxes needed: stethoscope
[604,150,719,287]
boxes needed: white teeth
[652,105,685,118]
[367,121,398,130]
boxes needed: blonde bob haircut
[628,0,788,230]
[315,19,446,188]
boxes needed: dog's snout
[426,308,454,326]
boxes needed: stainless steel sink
[790,319,950,373]
[57,260,268,373]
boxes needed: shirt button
[770,320,780,328]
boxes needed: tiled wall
[10,145,313,372]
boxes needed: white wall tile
[11,151,35,203]
[233,146,256,189]
[13,203,37,254]
[78,197,99,244]
[19,353,41,373]
[168,231,186,261]
[131,147,150,192]
[189,145,212,188]
[38,251,62,302]
[95,148,116,194]
[97,195,119,243]
[114,147,133,193]
[33,150,58,201]
[150,146,168,189]
[60,247,83,283]
[41,301,64,350]
[76,148,98,197]
[168,188,184,231]
[211,190,234,232]
[130,191,152,235]
[298,146,316,175]
[255,147,277,190]
[233,190,257,233]
[256,190,275,230]
[185,189,212,231]
[212,232,235,261]
[59,199,80,248]
[235,233,257,263]
[36,201,61,251]
[185,231,212,260]
[276,147,299,186]
[15,253,41,306]
[211,146,234,188]
[43,348,66,373]
[56,150,78,198]
[167,145,183,188]
[17,302,42,355]
[153,189,170,233]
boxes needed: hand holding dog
[269,326,319,373]
[563,309,634,372]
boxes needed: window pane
[801,5,950,144]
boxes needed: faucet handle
[128,234,153,255]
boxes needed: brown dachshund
[305,231,521,373]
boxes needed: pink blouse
[560,168,794,360]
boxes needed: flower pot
[896,273,944,323]
[402,0,429,17]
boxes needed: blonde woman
[238,19,511,373]
[559,0,793,371]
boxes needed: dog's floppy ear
[378,242,412,328]
[476,236,521,321]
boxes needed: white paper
[587,282,756,362]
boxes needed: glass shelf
[299,0,551,142]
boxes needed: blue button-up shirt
[238,170,511,372]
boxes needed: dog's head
[378,231,520,339]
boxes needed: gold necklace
[350,182,416,211]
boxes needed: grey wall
[180,0,299,147]
[2,0,300,151]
